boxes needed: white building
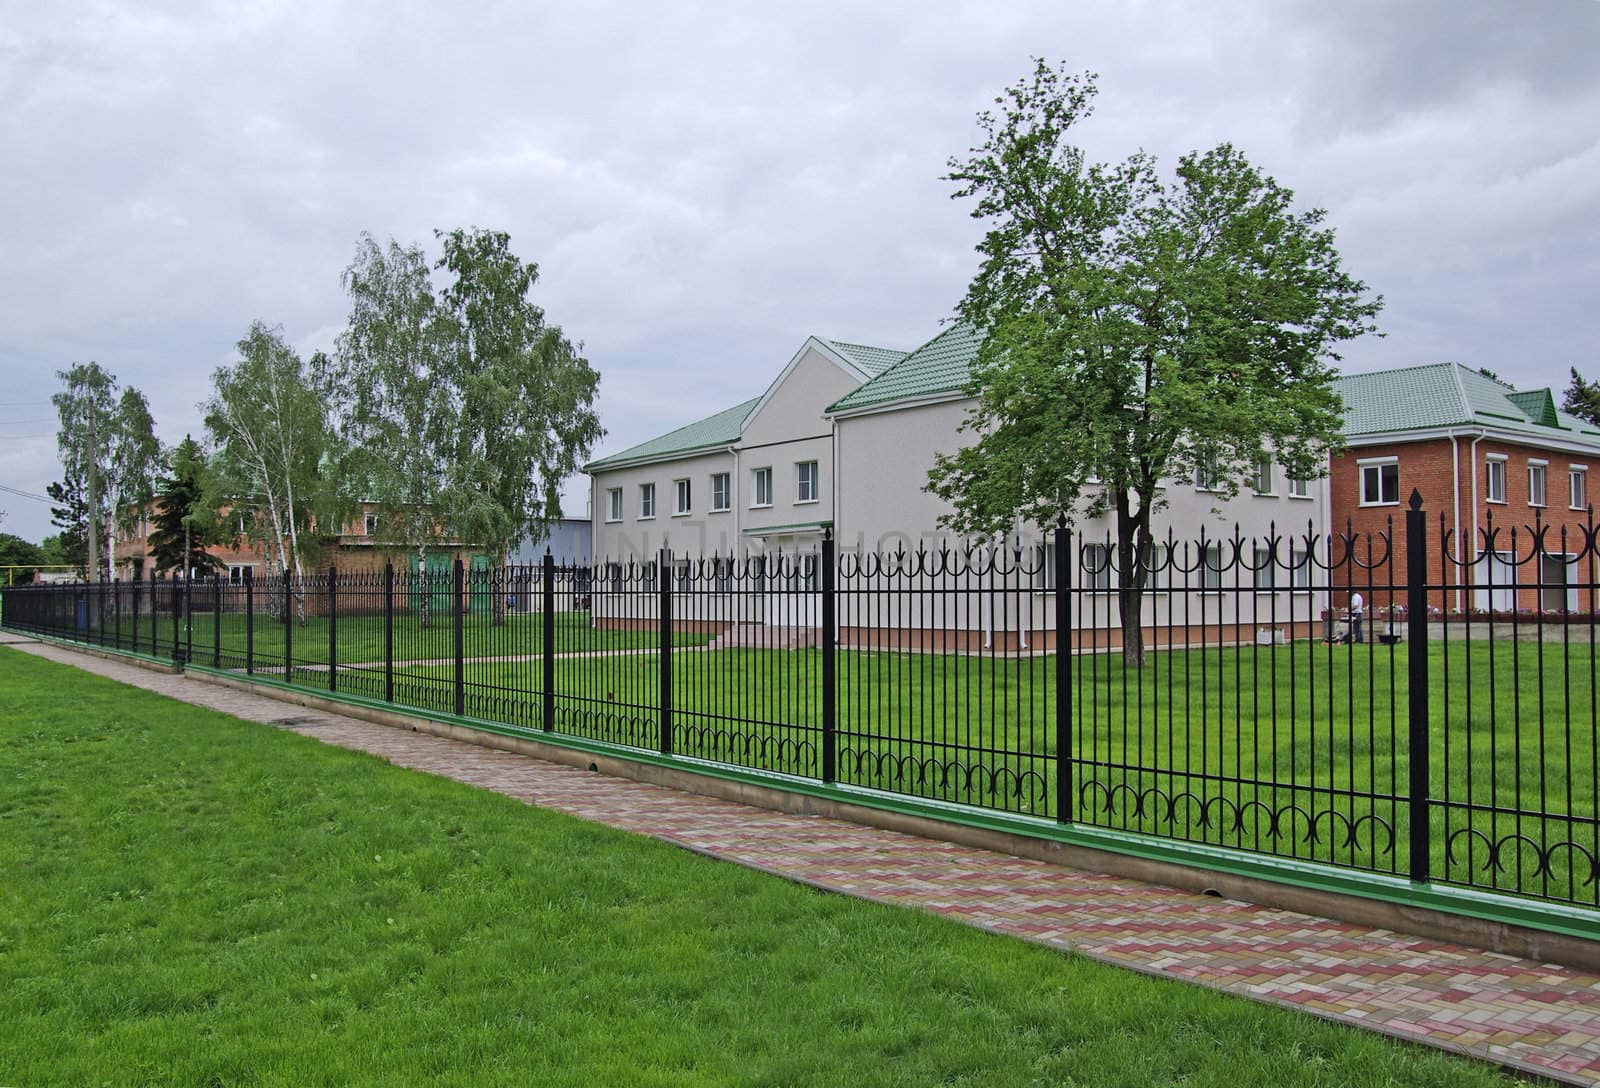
[585,324,1332,646]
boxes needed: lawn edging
[173,657,1600,973]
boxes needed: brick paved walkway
[9,637,1600,1084]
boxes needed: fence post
[183,574,193,666]
[113,578,122,650]
[542,550,556,732]
[245,567,254,676]
[454,558,465,717]
[131,573,141,653]
[1055,517,1073,824]
[383,562,394,703]
[212,575,222,667]
[284,571,293,684]
[1406,490,1432,884]
[327,566,338,694]
[170,574,181,664]
[659,547,673,757]
[821,531,836,784]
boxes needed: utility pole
[86,408,99,582]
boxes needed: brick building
[1330,364,1600,614]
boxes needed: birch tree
[52,363,116,580]
[203,321,341,622]
[107,387,161,578]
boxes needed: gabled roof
[825,323,982,414]
[818,339,908,378]
[584,397,760,471]
[1334,363,1600,445]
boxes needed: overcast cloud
[2,0,1597,542]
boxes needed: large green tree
[148,436,226,576]
[203,321,346,620]
[46,471,95,576]
[0,532,45,584]
[107,387,162,577]
[335,229,602,626]
[928,62,1382,666]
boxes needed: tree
[204,321,345,621]
[147,436,226,576]
[927,62,1382,666]
[46,471,93,575]
[108,387,162,578]
[335,229,602,626]
[1563,368,1600,427]
[0,533,44,585]
[434,227,602,623]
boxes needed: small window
[1528,461,1547,507]
[674,478,691,516]
[363,513,379,536]
[1360,460,1399,506]
[1251,455,1275,496]
[796,461,819,504]
[640,482,656,519]
[1287,474,1312,499]
[711,472,731,512]
[752,467,772,508]
[1290,547,1312,591]
[713,557,732,592]
[675,559,692,591]
[1201,544,1224,591]
[606,562,623,592]
[642,561,658,592]
[1486,456,1506,504]
[1194,454,1223,492]
[1572,466,1588,510]
[606,488,622,522]
[228,564,253,585]
[1081,543,1113,592]
[1254,546,1275,590]
[1141,543,1168,592]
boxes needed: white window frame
[1289,546,1313,592]
[1358,457,1400,507]
[1254,546,1276,590]
[751,467,772,509]
[1485,454,1507,505]
[363,513,379,536]
[1287,474,1312,500]
[1141,543,1168,593]
[639,482,656,519]
[606,488,622,523]
[1251,454,1275,496]
[1571,465,1589,511]
[227,564,254,585]
[1081,543,1113,592]
[796,461,819,504]
[673,478,691,516]
[710,472,731,513]
[1200,543,1225,592]
[1193,454,1223,493]
[1528,459,1548,508]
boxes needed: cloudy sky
[2,0,1597,542]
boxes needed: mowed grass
[0,647,1520,1087]
[433,640,1600,896]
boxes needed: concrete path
[8,637,1600,1085]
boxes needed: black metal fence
[5,497,1598,913]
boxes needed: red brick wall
[1331,437,1598,614]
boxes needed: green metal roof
[1334,363,1600,445]
[819,339,908,378]
[584,397,760,471]
[826,323,983,414]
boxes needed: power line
[0,483,52,503]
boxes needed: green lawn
[421,640,1599,903]
[0,647,1520,1086]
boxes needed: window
[607,562,623,592]
[642,561,658,593]
[364,513,378,535]
[640,482,655,519]
[752,467,773,508]
[673,478,691,515]
[1485,456,1507,504]
[227,564,253,585]
[1287,474,1312,499]
[1141,543,1168,592]
[1289,547,1312,591]
[1254,546,1276,590]
[1201,544,1224,591]
[1359,459,1399,506]
[675,559,692,591]
[1572,466,1588,510]
[1194,453,1223,492]
[713,557,733,592]
[711,472,731,512]
[796,461,819,503]
[1081,543,1113,592]
[1252,455,1275,496]
[1528,461,1547,507]
[606,488,622,522]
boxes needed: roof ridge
[585,395,760,470]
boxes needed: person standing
[1349,590,1365,644]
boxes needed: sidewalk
[9,637,1600,1085]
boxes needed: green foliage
[1563,367,1600,426]
[45,473,92,575]
[147,435,226,575]
[929,62,1381,663]
[0,532,43,583]
[203,321,346,577]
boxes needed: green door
[468,554,491,615]
[409,553,454,617]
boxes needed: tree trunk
[491,549,507,627]
[1114,490,1152,669]
[417,543,431,629]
